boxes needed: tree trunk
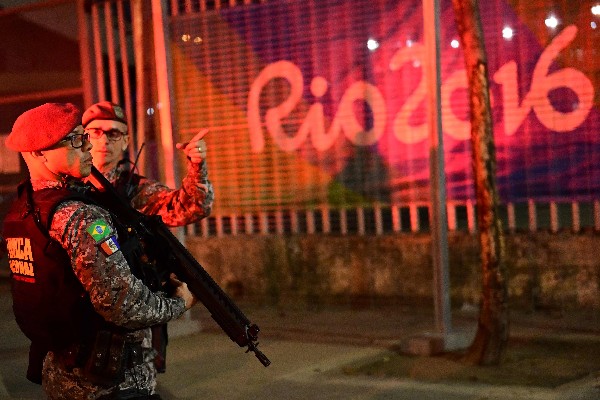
[450,0,509,365]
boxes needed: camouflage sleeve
[130,160,214,227]
[49,201,187,330]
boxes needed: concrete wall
[186,232,600,311]
[1,231,597,311]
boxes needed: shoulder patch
[99,236,120,256]
[87,219,113,243]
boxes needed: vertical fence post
[275,210,284,235]
[259,211,269,235]
[357,207,365,235]
[215,215,223,237]
[550,201,558,233]
[528,199,537,232]
[507,202,516,232]
[375,204,383,235]
[91,3,106,101]
[104,3,119,102]
[340,208,348,235]
[151,0,178,188]
[306,210,315,234]
[392,204,401,232]
[291,210,299,234]
[201,218,209,237]
[410,204,419,232]
[571,202,580,233]
[244,212,253,235]
[185,223,195,236]
[446,203,457,231]
[77,0,94,106]
[466,200,475,234]
[230,213,238,236]
[321,206,331,234]
[423,0,451,345]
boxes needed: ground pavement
[1,281,599,400]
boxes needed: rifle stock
[87,167,270,367]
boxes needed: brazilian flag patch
[87,219,112,243]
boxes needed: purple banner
[171,0,599,210]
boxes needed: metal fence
[185,199,600,237]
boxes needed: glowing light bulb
[545,15,559,29]
[450,39,460,48]
[591,4,600,16]
[502,26,514,40]
[367,39,380,51]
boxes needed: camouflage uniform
[102,158,213,385]
[107,159,214,226]
[36,179,187,399]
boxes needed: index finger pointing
[190,128,209,142]
[177,128,209,150]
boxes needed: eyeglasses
[85,128,127,142]
[59,133,90,149]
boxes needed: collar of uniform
[66,180,93,194]
[30,178,88,192]
[30,179,65,191]
[104,164,124,184]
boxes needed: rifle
[87,166,270,367]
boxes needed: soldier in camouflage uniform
[1,103,197,399]
[82,101,214,226]
[82,101,214,374]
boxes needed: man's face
[42,125,94,178]
[85,120,129,172]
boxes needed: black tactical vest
[3,182,96,346]
[2,181,102,382]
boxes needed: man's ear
[31,150,48,162]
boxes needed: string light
[367,38,380,51]
[545,15,559,29]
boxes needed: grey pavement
[1,280,599,399]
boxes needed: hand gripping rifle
[87,167,271,367]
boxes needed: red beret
[5,103,82,152]
[82,101,127,127]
